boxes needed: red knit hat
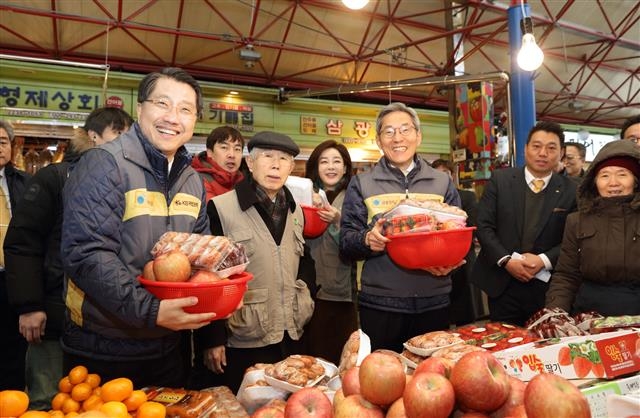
[595,156,640,178]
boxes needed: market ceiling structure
[0,0,638,130]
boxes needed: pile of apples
[252,350,591,418]
[143,250,224,283]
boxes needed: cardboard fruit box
[578,373,640,418]
[493,329,640,381]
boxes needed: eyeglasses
[256,150,294,165]
[143,97,198,118]
[379,125,417,139]
[625,136,639,144]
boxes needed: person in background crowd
[3,108,133,409]
[620,114,640,146]
[471,121,577,327]
[563,142,586,180]
[431,158,478,326]
[193,131,314,393]
[61,68,216,388]
[546,140,640,316]
[0,120,31,390]
[191,126,245,201]
[303,140,357,364]
[340,102,462,353]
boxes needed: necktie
[531,179,545,193]
[0,176,10,267]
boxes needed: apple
[450,351,510,412]
[524,373,590,418]
[333,388,346,408]
[189,269,224,283]
[284,387,332,418]
[341,366,360,396]
[386,397,407,418]
[143,260,156,281]
[413,356,455,378]
[403,372,455,418]
[334,394,384,418]
[359,352,406,407]
[502,404,527,418]
[491,376,526,418]
[153,250,191,282]
[252,405,285,418]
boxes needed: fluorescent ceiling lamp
[517,17,544,71]
[342,0,369,10]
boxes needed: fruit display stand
[493,329,640,381]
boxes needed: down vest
[61,124,209,360]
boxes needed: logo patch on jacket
[169,193,201,218]
[122,189,167,221]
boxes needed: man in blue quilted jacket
[61,68,215,387]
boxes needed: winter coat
[545,140,640,314]
[191,151,244,201]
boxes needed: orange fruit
[52,392,71,410]
[68,366,89,385]
[61,397,81,414]
[136,401,166,418]
[99,401,128,418]
[0,390,30,417]
[71,383,93,402]
[85,374,101,389]
[58,376,73,393]
[82,394,104,411]
[76,412,109,418]
[92,387,102,397]
[50,411,65,418]
[64,413,80,418]
[122,390,147,412]
[100,378,133,402]
[17,411,50,418]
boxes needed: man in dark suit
[471,121,577,326]
[0,120,31,389]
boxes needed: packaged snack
[381,199,467,236]
[144,387,215,418]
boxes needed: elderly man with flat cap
[191,131,315,392]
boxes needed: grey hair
[375,102,421,135]
[0,120,15,142]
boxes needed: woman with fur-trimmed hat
[545,139,640,315]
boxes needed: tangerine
[17,411,50,418]
[61,397,81,414]
[50,411,65,418]
[51,392,71,410]
[85,374,101,389]
[71,383,93,402]
[100,378,133,402]
[58,376,73,393]
[92,387,102,397]
[122,390,147,412]
[99,401,128,418]
[68,366,89,385]
[76,412,109,418]
[136,401,167,418]
[64,412,80,418]
[0,390,30,417]
[82,394,104,411]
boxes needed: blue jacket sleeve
[339,176,376,262]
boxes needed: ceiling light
[517,17,544,71]
[229,91,239,95]
[342,0,369,10]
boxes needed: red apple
[333,388,346,408]
[284,387,332,418]
[341,366,361,396]
[334,394,384,418]
[153,250,191,282]
[143,260,156,281]
[386,397,407,418]
[450,351,510,412]
[189,269,224,283]
[502,404,527,418]
[252,405,285,418]
[359,352,406,407]
[491,376,526,418]
[524,373,590,418]
[403,372,455,418]
[413,356,455,378]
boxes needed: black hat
[248,131,300,157]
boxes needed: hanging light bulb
[342,0,369,10]
[517,17,544,71]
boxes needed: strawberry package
[151,232,249,277]
[381,199,467,236]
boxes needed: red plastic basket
[301,205,329,238]
[385,227,476,269]
[138,272,253,316]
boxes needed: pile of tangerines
[0,366,166,418]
